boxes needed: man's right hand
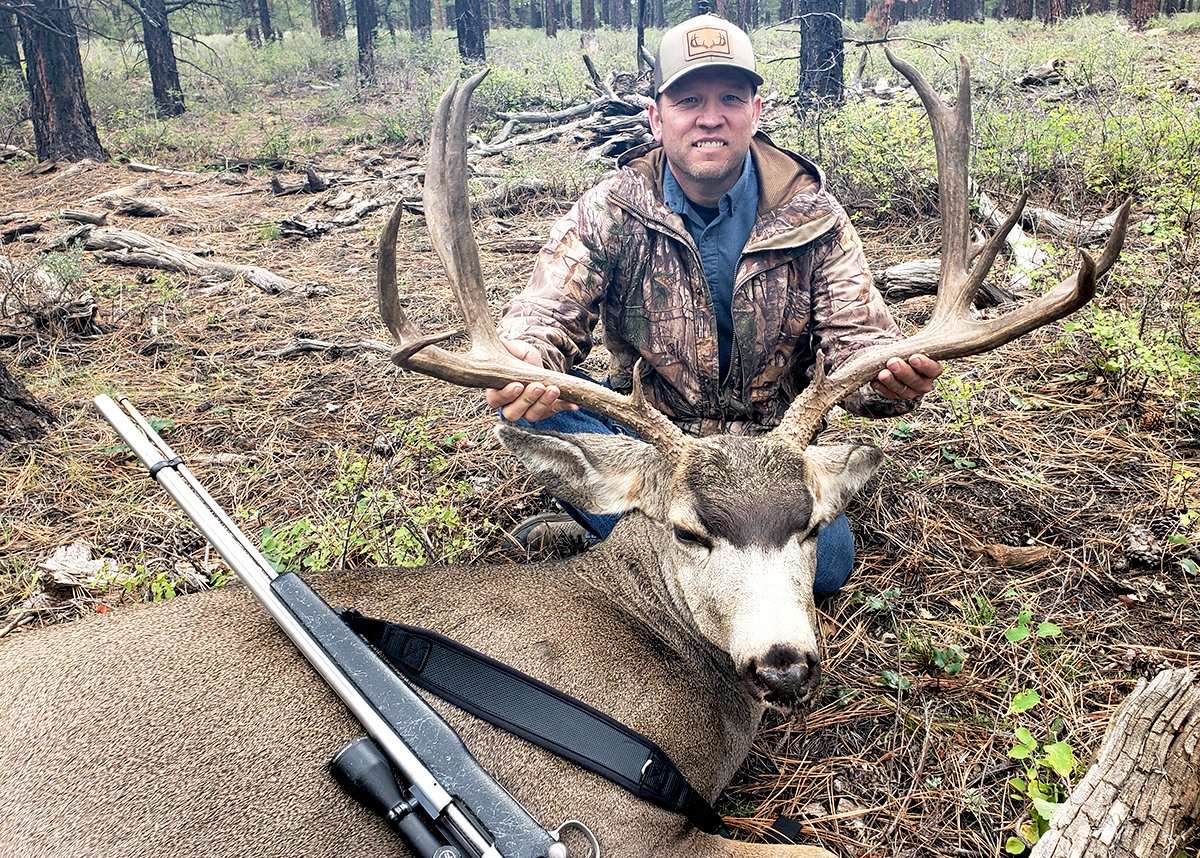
[485,340,579,422]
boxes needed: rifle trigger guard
[549,819,600,858]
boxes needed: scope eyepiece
[330,737,462,858]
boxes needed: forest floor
[3,13,1200,858]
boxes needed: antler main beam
[377,71,685,454]
[771,51,1131,448]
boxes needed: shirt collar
[663,151,756,221]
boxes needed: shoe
[510,512,590,556]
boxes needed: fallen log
[1023,204,1124,245]
[976,187,1050,291]
[59,210,109,226]
[1017,58,1066,88]
[0,144,32,162]
[77,226,320,296]
[1029,668,1200,857]
[878,259,1015,307]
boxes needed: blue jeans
[514,405,855,596]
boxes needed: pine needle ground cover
[1,15,1198,857]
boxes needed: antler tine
[771,52,1133,449]
[424,70,505,352]
[381,74,686,456]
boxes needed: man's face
[648,67,762,198]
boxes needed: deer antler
[772,50,1131,448]
[378,70,685,455]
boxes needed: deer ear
[803,444,884,524]
[496,425,670,518]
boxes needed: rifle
[95,394,593,858]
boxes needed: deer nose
[752,644,821,704]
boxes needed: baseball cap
[653,14,764,97]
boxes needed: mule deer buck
[1,53,1127,858]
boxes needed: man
[486,14,942,592]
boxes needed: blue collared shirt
[663,152,759,381]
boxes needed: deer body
[1,515,834,858]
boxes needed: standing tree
[456,0,485,57]
[131,0,185,117]
[1130,0,1155,25]
[15,0,107,161]
[1,10,20,67]
[314,0,344,37]
[779,0,794,20]
[256,0,277,40]
[1043,0,1066,22]
[581,0,594,27]
[355,0,377,84]
[544,0,556,35]
[796,0,843,110]
[495,0,511,24]
[409,0,431,35]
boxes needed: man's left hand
[873,353,943,400]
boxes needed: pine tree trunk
[653,0,664,26]
[409,0,432,35]
[332,0,348,34]
[1016,0,1033,18]
[457,0,486,56]
[1043,0,1066,20]
[779,0,794,20]
[497,0,511,24]
[796,0,843,110]
[355,0,377,84]
[563,0,572,29]
[1029,669,1200,858]
[138,0,185,118]
[852,0,865,19]
[1129,0,1155,24]
[636,0,645,67]
[1,11,22,66]
[17,0,107,162]
[581,0,595,27]
[257,0,277,40]
[0,361,54,446]
[314,0,341,36]
[1088,0,1108,12]
[544,0,557,35]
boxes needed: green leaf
[877,670,912,691]
[1007,776,1028,793]
[1005,625,1031,643]
[1181,558,1199,577]
[1005,836,1026,854]
[1010,689,1041,713]
[1036,621,1062,638]
[1041,741,1076,777]
[1030,795,1062,823]
[1014,727,1036,746]
[1007,743,1032,760]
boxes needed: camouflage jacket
[497,134,915,436]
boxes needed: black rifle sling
[341,610,726,836]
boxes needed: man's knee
[813,514,854,596]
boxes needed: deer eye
[673,525,712,550]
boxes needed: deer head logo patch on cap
[685,26,731,59]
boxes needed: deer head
[377,60,1129,710]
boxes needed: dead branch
[471,120,588,158]
[258,336,392,359]
[1017,58,1066,88]
[399,178,556,218]
[77,226,321,296]
[0,144,32,162]
[126,161,203,179]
